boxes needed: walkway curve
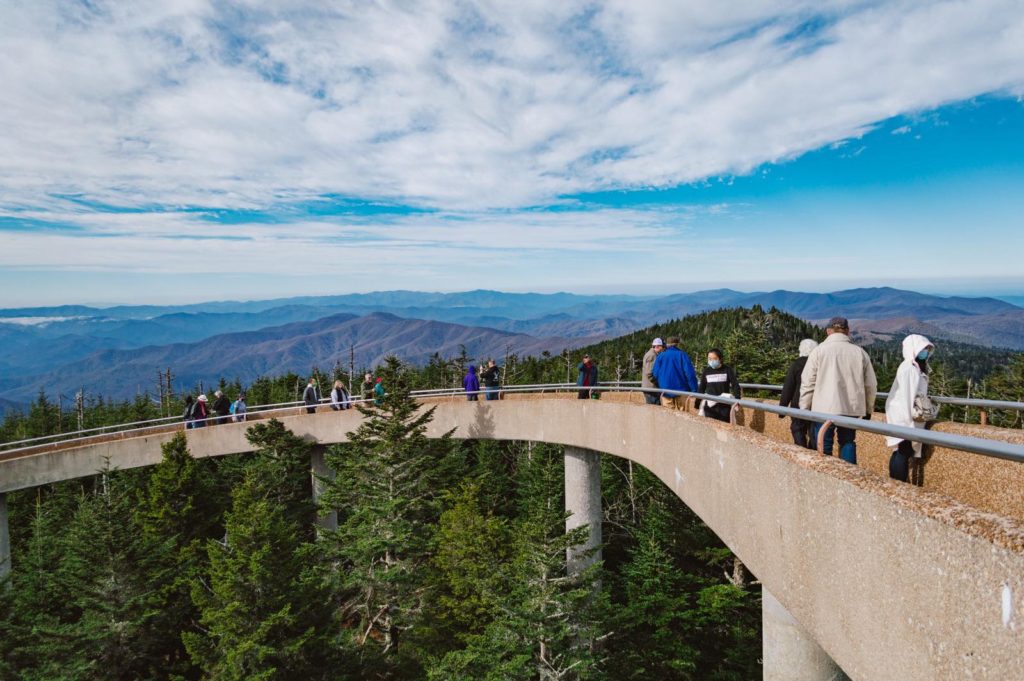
[2,396,1024,680]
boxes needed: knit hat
[798,339,819,357]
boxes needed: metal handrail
[0,381,610,451]
[737,383,1024,411]
[1,383,1022,466]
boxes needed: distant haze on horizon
[2,2,1023,306]
[3,279,1024,311]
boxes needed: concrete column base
[0,492,9,579]
[564,445,602,575]
[763,588,848,681]
[310,448,337,532]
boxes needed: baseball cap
[652,337,664,346]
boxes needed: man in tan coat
[799,317,877,464]
[641,338,664,405]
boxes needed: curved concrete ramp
[3,399,1024,680]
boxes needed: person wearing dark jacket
[330,380,350,411]
[212,390,231,425]
[780,339,819,448]
[481,359,500,401]
[182,395,196,429]
[697,349,740,423]
[303,378,320,414]
[464,365,481,401]
[577,355,598,399]
[193,394,209,428]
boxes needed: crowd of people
[637,316,935,483]
[181,316,937,484]
[182,389,247,429]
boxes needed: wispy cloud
[2,0,1023,213]
[1,0,1023,300]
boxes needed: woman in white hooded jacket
[884,334,936,482]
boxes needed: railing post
[763,588,848,681]
[564,445,602,576]
[0,492,10,579]
[980,409,989,426]
[310,447,337,533]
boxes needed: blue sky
[1,1,1023,306]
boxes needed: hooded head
[902,334,934,366]
[467,364,476,374]
[799,339,819,357]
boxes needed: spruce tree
[134,432,221,679]
[320,356,458,676]
[185,420,335,680]
[429,443,606,680]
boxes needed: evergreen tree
[429,444,606,680]
[320,355,459,676]
[185,420,334,680]
[134,433,222,679]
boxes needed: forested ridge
[2,306,1021,680]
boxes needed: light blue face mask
[708,359,721,369]
[916,350,930,361]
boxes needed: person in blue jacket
[577,354,598,399]
[463,364,481,401]
[651,336,698,409]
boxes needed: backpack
[183,403,195,420]
[230,400,238,415]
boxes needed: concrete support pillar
[310,448,337,532]
[0,492,10,579]
[564,446,602,575]
[763,588,847,681]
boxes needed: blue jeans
[485,387,499,401]
[812,423,857,464]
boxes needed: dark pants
[644,391,660,405]
[889,440,915,482]
[485,387,499,401]
[703,403,731,422]
[467,393,478,401]
[578,389,591,399]
[812,423,857,464]
[305,406,316,414]
[790,418,814,449]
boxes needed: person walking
[884,335,938,482]
[193,394,209,428]
[330,380,351,411]
[799,317,878,464]
[779,339,819,448]
[182,395,196,430]
[577,354,599,399]
[481,359,501,401]
[651,336,699,410]
[641,338,664,405]
[232,393,247,422]
[373,377,386,406]
[696,348,741,423]
[463,364,481,401]
[361,372,374,404]
[303,377,320,414]
[212,390,231,425]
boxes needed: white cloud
[0,0,1022,215]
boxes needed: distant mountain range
[0,286,1021,410]
[0,312,592,406]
